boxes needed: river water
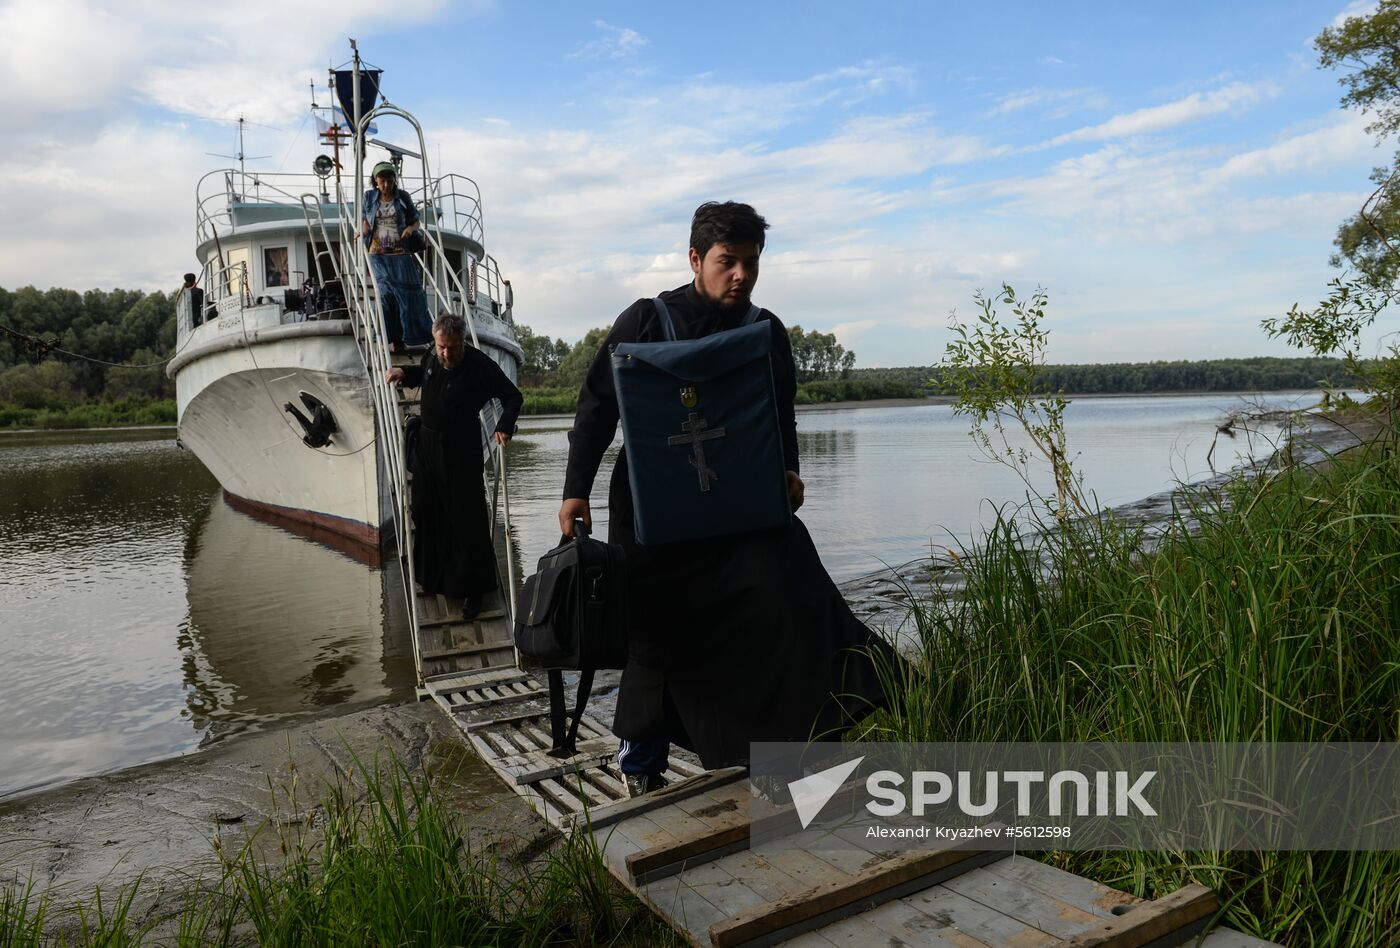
[0,393,1314,799]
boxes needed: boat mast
[351,39,365,255]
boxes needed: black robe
[564,282,899,769]
[402,345,523,599]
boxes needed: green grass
[520,386,578,415]
[861,426,1400,946]
[1,757,678,947]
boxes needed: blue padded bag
[611,298,791,546]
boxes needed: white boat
[168,62,523,551]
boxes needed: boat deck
[387,355,1278,948]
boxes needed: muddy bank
[0,701,550,907]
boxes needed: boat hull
[173,323,388,547]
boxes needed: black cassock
[564,282,899,769]
[402,345,522,599]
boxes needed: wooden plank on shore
[1060,883,1219,948]
[626,820,753,885]
[637,873,729,942]
[420,639,515,662]
[419,609,506,629]
[982,855,1143,919]
[581,768,748,832]
[447,687,543,714]
[708,844,1009,948]
[942,866,1100,940]
[498,737,617,785]
[900,883,1059,947]
[835,892,1003,948]
[424,665,531,690]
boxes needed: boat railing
[425,174,485,246]
[209,260,252,310]
[196,170,337,246]
[475,254,513,325]
[298,193,355,290]
[195,168,485,249]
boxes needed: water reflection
[180,495,415,740]
[0,432,414,799]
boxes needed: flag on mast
[315,106,377,138]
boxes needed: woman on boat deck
[359,161,432,353]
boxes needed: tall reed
[867,432,1400,945]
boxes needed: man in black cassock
[559,202,898,795]
[387,314,522,620]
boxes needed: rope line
[0,323,171,368]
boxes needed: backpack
[610,297,790,545]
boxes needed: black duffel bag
[514,519,628,755]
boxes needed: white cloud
[990,87,1103,117]
[1327,1,1377,30]
[1205,112,1375,182]
[569,21,648,60]
[1042,82,1275,147]
[0,0,452,127]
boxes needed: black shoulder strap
[652,297,677,341]
[655,297,762,338]
[547,668,595,758]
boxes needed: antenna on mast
[206,116,270,197]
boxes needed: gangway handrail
[347,95,518,682]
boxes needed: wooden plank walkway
[384,353,1280,947]
[584,772,1281,948]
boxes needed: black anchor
[283,391,338,448]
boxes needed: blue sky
[0,0,1388,366]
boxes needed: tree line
[517,322,860,389]
[856,356,1359,396]
[0,283,1363,429]
[0,286,177,421]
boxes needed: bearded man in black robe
[559,201,898,795]
[387,314,522,620]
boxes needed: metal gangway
[302,70,523,693]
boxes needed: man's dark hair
[432,313,467,338]
[183,273,197,286]
[689,202,769,260]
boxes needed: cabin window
[264,246,290,287]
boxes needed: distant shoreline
[0,390,1331,433]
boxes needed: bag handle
[652,296,761,343]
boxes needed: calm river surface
[0,393,1314,798]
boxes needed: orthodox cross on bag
[667,412,726,491]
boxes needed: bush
[795,378,921,404]
[521,387,578,415]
